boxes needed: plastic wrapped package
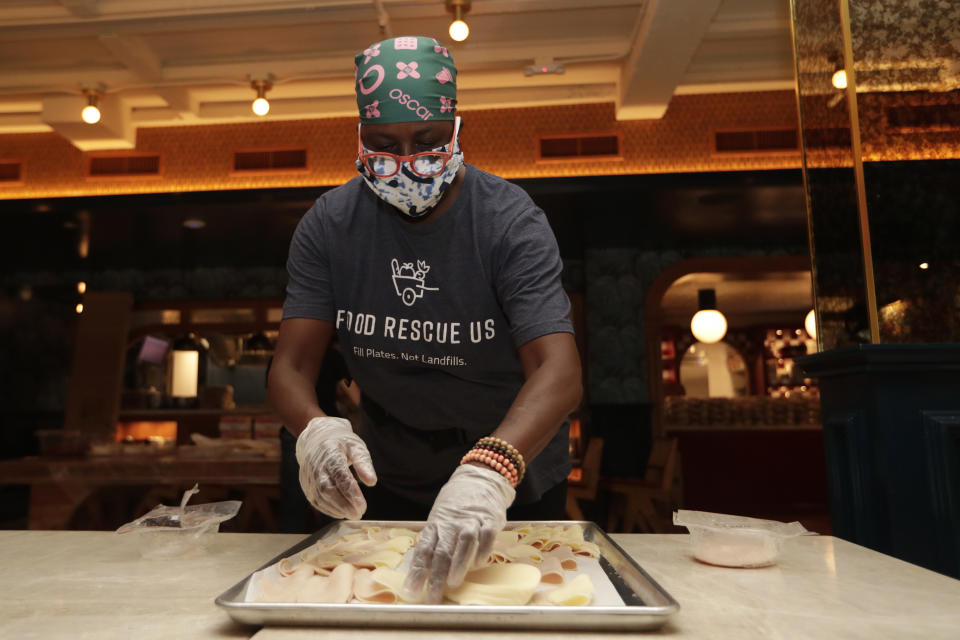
[673,510,810,568]
[116,484,242,558]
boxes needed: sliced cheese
[444,564,541,606]
[533,573,594,606]
[353,567,411,604]
[343,549,404,570]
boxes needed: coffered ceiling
[0,0,795,149]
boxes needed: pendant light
[690,288,727,344]
[805,309,818,340]
[831,69,848,89]
[251,79,272,116]
[81,89,102,124]
[446,0,471,41]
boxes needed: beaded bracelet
[469,440,524,486]
[461,450,518,487]
[473,443,523,483]
[461,449,519,487]
[475,436,526,482]
[468,448,519,482]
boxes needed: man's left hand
[401,464,515,603]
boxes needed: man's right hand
[295,416,378,520]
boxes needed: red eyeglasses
[357,117,461,178]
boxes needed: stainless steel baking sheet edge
[215,520,679,631]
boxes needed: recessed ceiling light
[183,218,206,229]
[919,262,929,270]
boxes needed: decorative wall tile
[0,92,808,199]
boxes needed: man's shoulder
[301,177,373,228]
[314,176,366,210]
[466,165,534,205]
[464,165,540,226]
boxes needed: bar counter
[0,453,280,529]
[2,530,958,639]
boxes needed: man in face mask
[269,35,582,604]
[353,36,463,219]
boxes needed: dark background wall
[0,169,809,486]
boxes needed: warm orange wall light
[115,421,177,442]
[2,91,958,200]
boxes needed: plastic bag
[116,484,242,558]
[672,510,810,568]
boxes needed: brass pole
[839,0,881,343]
[787,0,823,351]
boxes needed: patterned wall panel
[3,90,958,200]
[849,0,960,95]
[859,92,960,162]
[849,0,960,162]
[0,92,807,199]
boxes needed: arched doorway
[642,255,831,533]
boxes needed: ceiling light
[251,79,272,116]
[690,289,727,344]
[77,281,87,294]
[831,69,847,90]
[919,261,929,270]
[446,0,471,42]
[81,89,102,124]
[75,303,84,315]
[805,309,817,340]
[182,218,206,230]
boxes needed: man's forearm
[268,318,335,437]
[492,334,583,463]
[267,362,327,437]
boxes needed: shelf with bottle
[763,327,818,398]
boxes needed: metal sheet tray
[215,520,679,631]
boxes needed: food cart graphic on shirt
[391,258,439,306]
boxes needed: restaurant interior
[0,0,958,580]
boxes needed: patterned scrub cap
[354,36,458,124]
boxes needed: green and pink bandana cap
[354,36,458,125]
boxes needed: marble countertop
[2,530,959,639]
[0,530,301,640]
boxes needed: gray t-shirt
[283,164,573,504]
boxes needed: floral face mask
[356,117,463,218]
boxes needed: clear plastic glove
[402,464,516,604]
[295,416,377,520]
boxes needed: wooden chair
[602,437,679,533]
[564,437,604,521]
